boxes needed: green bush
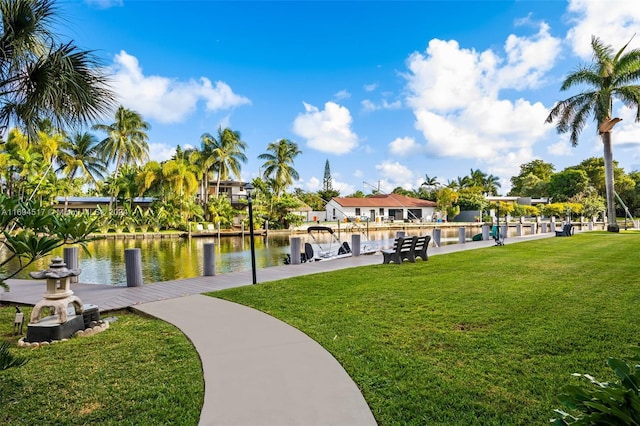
[0,341,28,370]
[552,345,640,425]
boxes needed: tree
[258,138,301,197]
[94,106,150,207]
[201,127,247,197]
[509,160,555,196]
[57,131,107,186]
[548,169,590,202]
[545,36,640,232]
[0,0,115,139]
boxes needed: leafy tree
[548,169,590,202]
[0,0,115,139]
[436,187,459,221]
[345,190,366,198]
[509,160,555,196]
[258,138,301,197]
[456,187,487,211]
[545,36,640,232]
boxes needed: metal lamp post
[245,183,257,284]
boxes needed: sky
[55,0,640,195]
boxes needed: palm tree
[484,174,501,196]
[0,0,115,139]
[57,131,107,186]
[546,36,640,232]
[422,174,439,188]
[201,127,247,197]
[94,106,150,207]
[258,138,302,197]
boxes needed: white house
[325,194,437,222]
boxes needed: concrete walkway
[135,296,377,426]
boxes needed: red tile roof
[332,194,437,208]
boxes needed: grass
[0,308,203,425]
[211,231,640,425]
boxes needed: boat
[284,226,356,264]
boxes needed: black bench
[382,236,416,264]
[408,235,431,262]
[555,224,574,237]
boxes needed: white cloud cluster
[110,51,251,124]
[403,22,561,176]
[375,161,416,192]
[292,102,358,155]
[566,0,640,59]
[389,136,422,157]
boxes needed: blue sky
[58,0,640,195]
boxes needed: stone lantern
[29,256,83,325]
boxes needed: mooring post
[458,227,465,244]
[351,234,361,256]
[516,224,522,237]
[203,243,215,276]
[481,225,489,240]
[63,246,79,283]
[433,228,441,247]
[124,248,143,287]
[290,237,301,264]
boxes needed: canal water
[5,226,490,286]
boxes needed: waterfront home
[325,194,437,223]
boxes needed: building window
[379,208,384,215]
[355,208,361,215]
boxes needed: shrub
[552,345,640,425]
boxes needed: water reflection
[4,226,485,286]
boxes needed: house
[200,180,250,209]
[54,196,155,214]
[325,194,437,222]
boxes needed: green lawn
[211,232,640,425]
[0,309,203,425]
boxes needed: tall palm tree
[0,0,115,139]
[484,174,501,196]
[258,138,302,197]
[94,106,150,207]
[57,131,107,186]
[546,36,640,232]
[201,127,247,197]
[422,174,439,188]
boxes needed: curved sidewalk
[134,294,377,426]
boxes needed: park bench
[408,235,431,262]
[555,223,574,237]
[382,236,416,264]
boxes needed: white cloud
[404,23,561,165]
[389,136,422,157]
[148,143,177,163]
[334,89,351,100]
[375,161,415,192]
[292,102,358,155]
[361,99,402,112]
[566,0,640,59]
[110,51,251,124]
[547,136,573,157]
[364,83,378,92]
